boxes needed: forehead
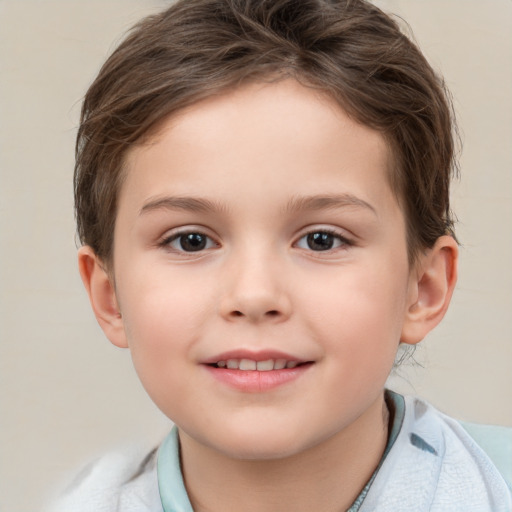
[120,79,397,217]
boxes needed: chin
[199,422,322,461]
[215,441,304,461]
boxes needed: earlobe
[78,246,128,349]
[400,236,458,345]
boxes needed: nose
[218,249,292,323]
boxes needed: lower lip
[203,364,313,393]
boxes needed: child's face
[109,80,419,459]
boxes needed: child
[50,0,512,510]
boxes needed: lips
[202,350,309,369]
[213,358,300,370]
[202,350,313,392]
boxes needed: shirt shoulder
[359,392,512,511]
[44,446,163,512]
[459,420,512,490]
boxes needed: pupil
[307,232,333,251]
[181,233,206,251]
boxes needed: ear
[78,246,128,348]
[400,236,458,345]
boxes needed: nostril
[225,308,286,321]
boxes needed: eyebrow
[140,196,226,215]
[285,194,377,216]
[140,193,377,217]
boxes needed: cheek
[118,282,201,416]
[116,275,204,376]
[300,261,409,356]
[119,263,210,337]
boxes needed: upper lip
[201,349,308,365]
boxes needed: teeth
[274,358,287,370]
[256,359,274,371]
[215,359,303,370]
[239,359,257,370]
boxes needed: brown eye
[165,232,216,252]
[179,233,207,251]
[306,232,335,251]
[295,230,350,252]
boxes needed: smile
[203,352,314,392]
[211,358,302,371]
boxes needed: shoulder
[406,396,512,488]
[360,392,512,511]
[403,395,512,507]
[459,420,512,490]
[44,445,163,512]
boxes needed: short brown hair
[75,0,458,267]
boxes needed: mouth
[208,358,310,371]
[202,351,314,392]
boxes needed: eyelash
[158,228,353,254]
[159,229,218,254]
[294,228,353,253]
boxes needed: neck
[179,392,389,512]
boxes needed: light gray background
[0,1,511,511]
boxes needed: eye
[295,230,350,252]
[163,231,217,252]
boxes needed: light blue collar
[157,426,194,512]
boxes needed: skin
[79,80,458,512]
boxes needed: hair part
[75,0,458,268]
